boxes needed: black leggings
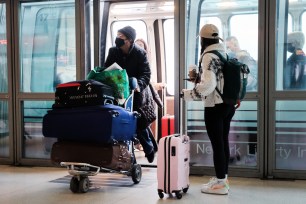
[205,103,235,179]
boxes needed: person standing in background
[284,31,306,90]
[135,38,148,53]
[225,36,258,91]
[135,38,163,151]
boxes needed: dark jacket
[284,49,306,89]
[105,44,151,92]
[104,44,151,110]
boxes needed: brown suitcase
[51,141,132,171]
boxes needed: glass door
[15,0,77,164]
[269,0,306,179]
[184,0,262,177]
[0,2,12,163]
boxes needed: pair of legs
[204,103,235,179]
[136,126,157,162]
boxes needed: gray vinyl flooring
[1,162,306,204]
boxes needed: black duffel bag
[53,79,115,108]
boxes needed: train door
[268,0,306,179]
[103,1,175,166]
[184,0,262,177]
[184,0,306,179]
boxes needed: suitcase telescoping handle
[179,93,189,143]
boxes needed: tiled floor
[1,163,306,204]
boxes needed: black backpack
[205,50,250,105]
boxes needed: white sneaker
[202,177,230,190]
[201,177,229,195]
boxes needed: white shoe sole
[201,188,228,195]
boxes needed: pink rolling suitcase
[157,134,190,199]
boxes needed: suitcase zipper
[163,137,172,194]
[163,137,167,193]
[167,137,172,194]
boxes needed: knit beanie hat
[118,26,136,42]
[288,31,305,49]
[199,24,223,41]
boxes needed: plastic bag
[87,66,129,99]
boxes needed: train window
[276,0,306,91]
[163,19,174,96]
[302,12,306,51]
[230,14,258,61]
[20,1,76,93]
[109,21,147,52]
[288,14,292,34]
[229,14,258,92]
[285,14,293,63]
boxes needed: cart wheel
[70,176,79,193]
[78,176,90,193]
[175,192,182,199]
[183,187,189,193]
[131,164,142,184]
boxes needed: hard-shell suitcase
[161,115,175,138]
[53,79,115,108]
[157,134,190,199]
[51,141,132,171]
[43,104,137,143]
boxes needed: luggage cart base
[60,162,142,193]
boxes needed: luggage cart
[47,79,142,193]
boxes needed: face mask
[287,43,295,53]
[115,37,125,48]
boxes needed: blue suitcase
[42,104,137,143]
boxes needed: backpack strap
[205,50,228,63]
[198,52,205,74]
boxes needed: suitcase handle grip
[110,110,119,117]
[104,99,114,105]
[133,111,141,118]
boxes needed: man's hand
[235,100,241,109]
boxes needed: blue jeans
[137,127,154,155]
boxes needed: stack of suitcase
[43,79,138,171]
